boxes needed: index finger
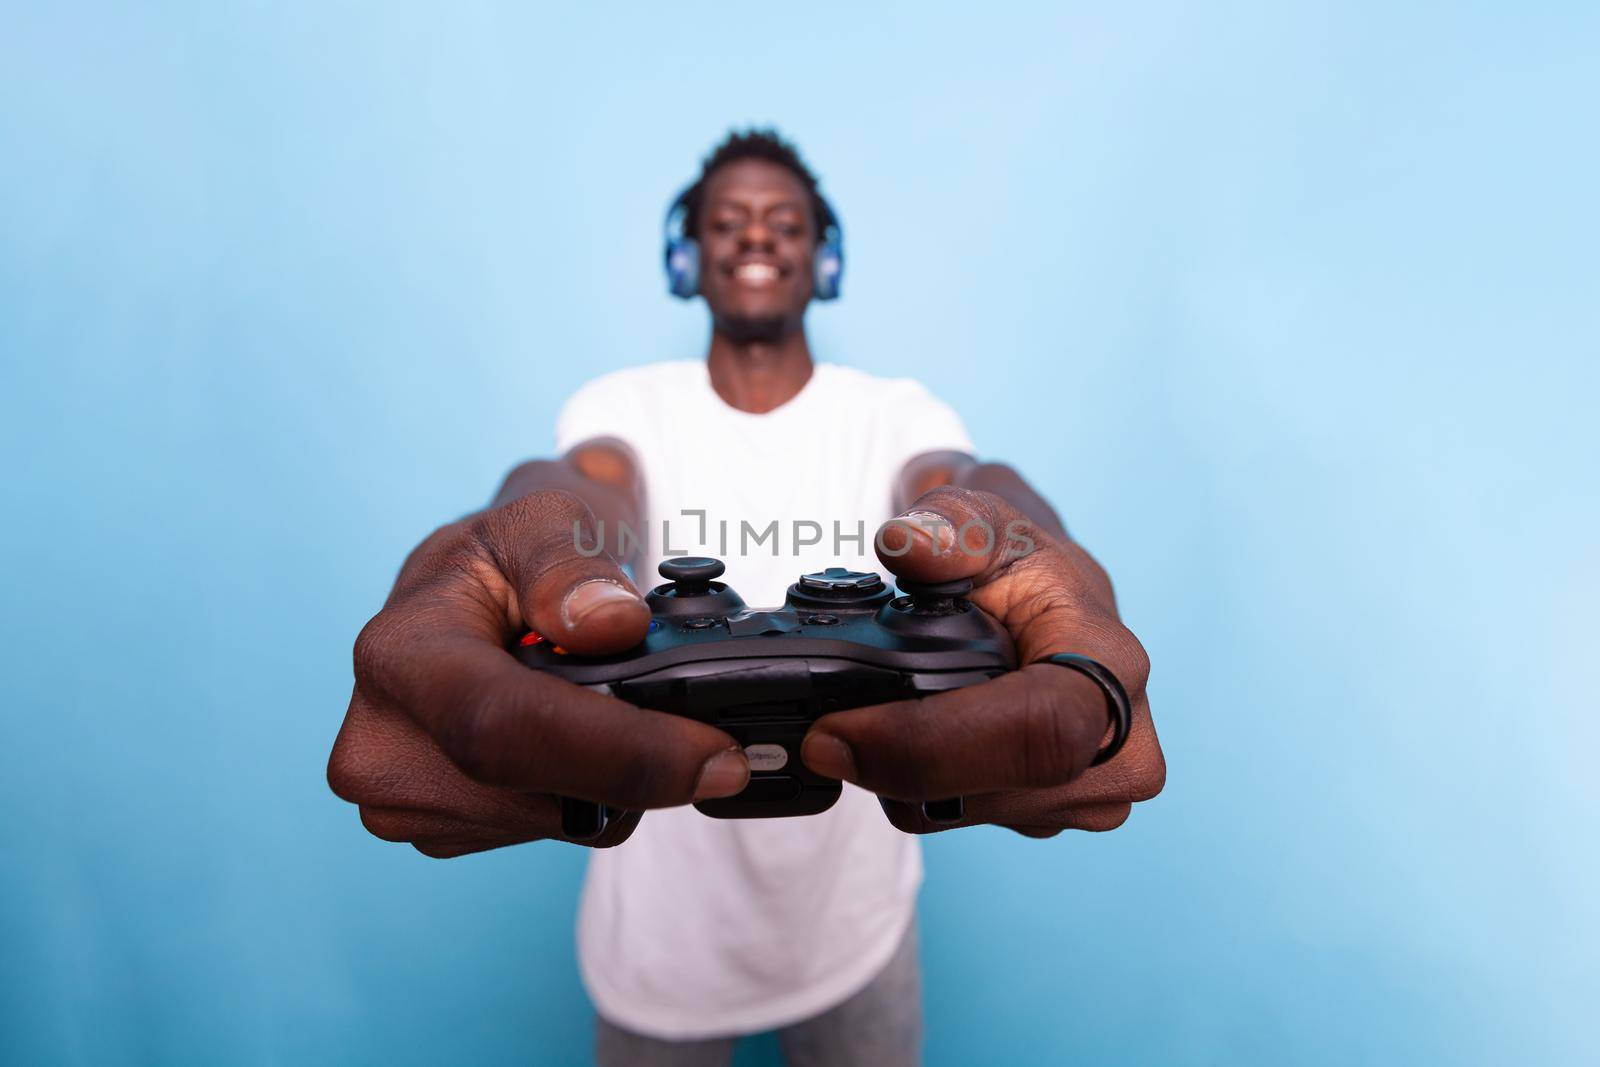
[801,662,1113,800]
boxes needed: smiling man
[327,129,1165,1066]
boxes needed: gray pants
[594,922,922,1067]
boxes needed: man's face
[696,159,817,341]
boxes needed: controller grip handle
[921,797,965,823]
[560,797,611,840]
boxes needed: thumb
[874,487,1036,587]
[478,490,651,657]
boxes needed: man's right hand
[326,489,750,855]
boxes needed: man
[327,129,1165,1066]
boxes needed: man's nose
[738,220,776,251]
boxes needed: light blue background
[3,3,1596,1064]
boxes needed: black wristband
[1037,652,1132,767]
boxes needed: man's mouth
[728,261,784,288]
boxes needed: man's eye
[711,220,739,234]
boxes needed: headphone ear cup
[812,239,843,301]
[665,237,700,299]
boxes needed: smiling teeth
[734,264,780,283]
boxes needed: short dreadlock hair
[678,128,832,244]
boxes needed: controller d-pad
[799,567,884,596]
[788,567,891,608]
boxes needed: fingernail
[561,579,644,629]
[901,510,958,554]
[694,748,750,800]
[801,732,856,782]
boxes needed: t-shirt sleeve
[554,372,644,454]
[883,378,976,471]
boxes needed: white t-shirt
[554,359,974,1040]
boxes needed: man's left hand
[799,488,1166,836]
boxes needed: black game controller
[514,557,1017,839]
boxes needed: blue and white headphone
[662,185,844,301]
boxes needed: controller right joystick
[895,576,974,616]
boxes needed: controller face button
[805,613,840,625]
[683,616,720,630]
[743,743,789,772]
[519,631,544,647]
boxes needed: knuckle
[392,522,479,595]
[1079,803,1133,832]
[463,510,501,552]
[326,747,364,802]
[326,719,378,803]
[357,806,412,843]
[1009,824,1064,840]
[1128,748,1167,802]
[1093,745,1165,805]
[351,611,400,693]
[1110,627,1152,694]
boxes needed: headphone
[663,184,844,301]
